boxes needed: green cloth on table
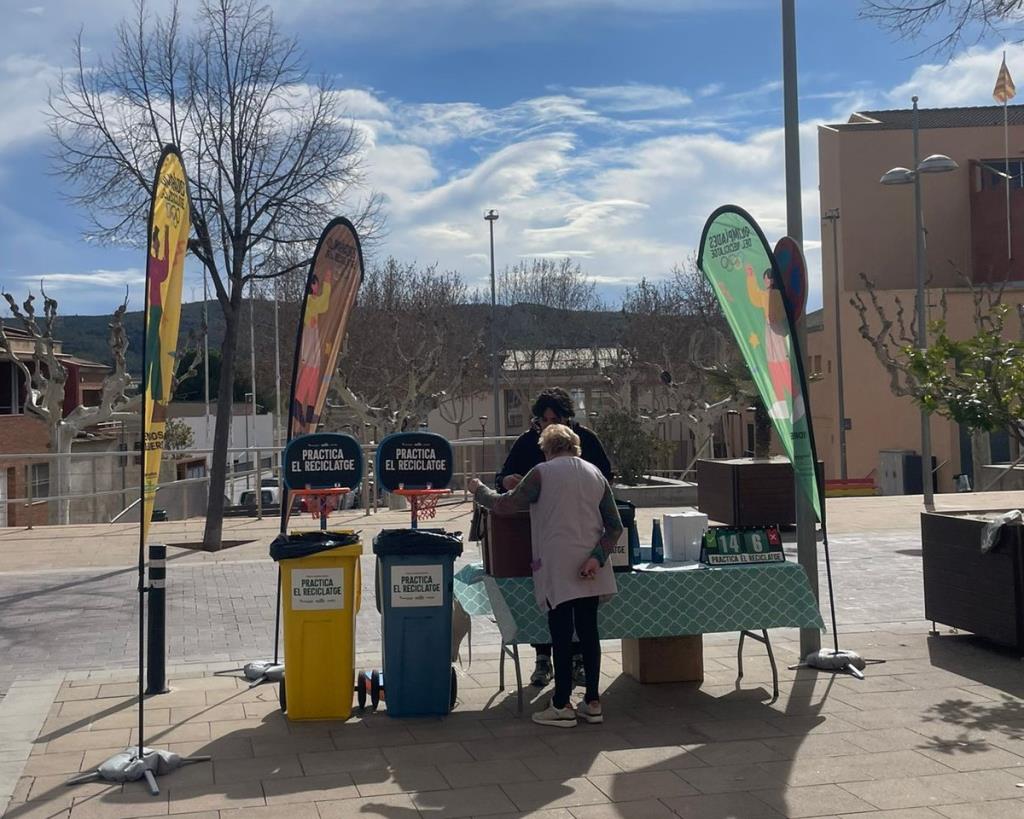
[453,561,824,645]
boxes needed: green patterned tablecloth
[453,562,824,644]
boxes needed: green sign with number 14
[702,526,785,565]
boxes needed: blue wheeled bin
[373,528,463,717]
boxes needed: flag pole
[1005,52,1012,260]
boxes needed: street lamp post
[822,208,848,481]
[880,96,959,508]
[485,209,501,471]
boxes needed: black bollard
[145,544,168,695]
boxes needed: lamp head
[880,167,915,185]
[917,154,959,174]
[484,209,499,222]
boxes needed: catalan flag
[994,55,1016,103]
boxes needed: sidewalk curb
[0,674,63,816]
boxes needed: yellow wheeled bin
[271,530,363,720]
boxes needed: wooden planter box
[696,457,822,527]
[921,511,1024,653]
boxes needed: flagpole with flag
[994,51,1016,260]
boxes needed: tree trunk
[56,424,74,526]
[753,398,772,459]
[202,308,239,549]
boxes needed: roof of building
[806,308,823,333]
[832,104,1024,132]
[501,347,629,372]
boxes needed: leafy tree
[594,408,671,485]
[49,0,380,548]
[164,417,195,450]
[906,303,1024,452]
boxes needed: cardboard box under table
[453,561,824,710]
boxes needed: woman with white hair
[469,423,622,727]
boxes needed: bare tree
[850,269,1024,483]
[0,291,133,524]
[861,0,1024,54]
[491,258,608,412]
[618,259,751,461]
[49,0,380,547]
[329,259,486,435]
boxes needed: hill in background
[29,301,626,376]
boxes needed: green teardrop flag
[697,205,822,521]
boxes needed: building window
[812,355,822,374]
[0,362,24,415]
[81,389,102,407]
[30,463,50,498]
[978,158,1024,191]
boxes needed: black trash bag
[269,530,360,562]
[372,528,464,557]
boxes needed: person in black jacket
[495,387,613,687]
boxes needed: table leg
[499,642,506,690]
[512,642,523,714]
[737,630,779,703]
[762,629,779,703]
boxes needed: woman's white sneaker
[576,700,603,724]
[532,701,577,728]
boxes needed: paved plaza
[1,493,1023,817]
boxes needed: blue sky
[0,0,1021,317]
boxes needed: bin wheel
[356,671,368,711]
[370,670,382,711]
[450,667,458,710]
[279,677,286,712]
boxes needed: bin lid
[270,529,361,562]
[372,528,464,557]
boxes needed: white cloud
[885,43,1024,108]
[26,268,144,287]
[0,54,59,149]
[569,83,692,112]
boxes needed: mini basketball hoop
[392,486,450,528]
[290,487,350,530]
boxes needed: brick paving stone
[568,800,677,819]
[350,764,450,796]
[660,791,785,818]
[752,784,876,818]
[587,770,697,802]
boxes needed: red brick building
[0,326,110,526]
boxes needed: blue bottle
[628,521,642,567]
[651,519,664,563]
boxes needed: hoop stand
[291,487,351,530]
[393,486,450,529]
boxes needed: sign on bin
[391,564,444,607]
[291,567,345,610]
[284,433,363,490]
[375,431,453,491]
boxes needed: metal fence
[0,435,519,529]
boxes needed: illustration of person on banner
[745,263,805,424]
[145,225,171,423]
[293,272,332,427]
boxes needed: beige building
[811,104,1024,493]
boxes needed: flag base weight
[215,661,284,687]
[789,649,885,680]
[65,748,210,796]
